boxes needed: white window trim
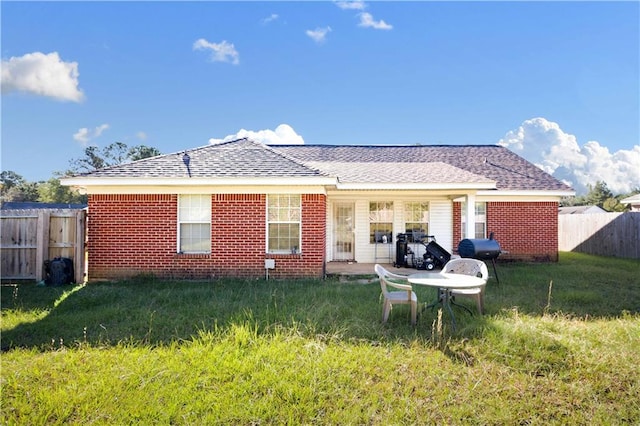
[266,194,302,254]
[404,201,430,241]
[461,201,487,239]
[369,201,394,244]
[177,194,211,254]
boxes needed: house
[558,205,606,215]
[60,138,573,279]
[620,194,640,212]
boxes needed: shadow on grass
[2,253,639,353]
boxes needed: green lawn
[2,252,639,424]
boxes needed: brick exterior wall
[453,201,559,262]
[87,193,326,280]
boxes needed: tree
[559,180,638,210]
[1,171,86,204]
[602,197,625,212]
[129,145,161,161]
[1,171,39,202]
[585,181,614,208]
[2,181,40,202]
[1,170,25,191]
[67,142,161,175]
[68,145,108,174]
[38,178,87,204]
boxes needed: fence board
[558,212,640,259]
[1,209,86,282]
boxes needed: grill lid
[457,238,501,260]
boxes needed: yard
[2,252,639,424]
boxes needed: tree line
[1,142,160,204]
[560,181,639,212]
[1,142,638,211]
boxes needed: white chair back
[442,258,488,280]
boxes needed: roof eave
[477,189,576,197]
[335,182,497,190]
[60,176,338,187]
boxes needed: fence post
[35,211,50,281]
[74,210,86,283]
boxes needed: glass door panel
[333,203,354,261]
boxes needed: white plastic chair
[441,258,489,315]
[374,264,418,325]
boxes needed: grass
[1,252,639,424]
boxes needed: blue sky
[2,1,639,194]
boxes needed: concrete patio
[325,261,415,281]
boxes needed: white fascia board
[477,189,575,197]
[452,190,575,202]
[327,189,456,199]
[60,176,337,188]
[73,185,330,195]
[335,182,496,191]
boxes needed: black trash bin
[44,257,74,286]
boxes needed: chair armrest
[385,279,413,292]
[386,271,409,281]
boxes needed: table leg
[422,288,457,330]
[424,288,445,311]
[450,293,474,316]
[441,289,457,330]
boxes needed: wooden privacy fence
[558,212,640,259]
[1,209,86,282]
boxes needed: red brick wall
[453,201,559,262]
[87,193,326,280]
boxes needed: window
[178,194,211,253]
[461,202,486,239]
[369,201,393,243]
[267,194,301,253]
[404,202,429,242]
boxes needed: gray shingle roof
[273,144,572,191]
[76,138,329,179]
[303,161,493,185]
[69,139,572,192]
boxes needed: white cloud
[94,124,109,138]
[193,38,239,65]
[136,131,148,141]
[261,13,279,25]
[306,27,332,44]
[358,12,393,30]
[73,123,110,145]
[209,124,305,145]
[335,1,367,10]
[498,117,640,195]
[73,128,90,144]
[1,51,84,102]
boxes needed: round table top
[408,271,486,289]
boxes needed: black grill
[457,233,502,283]
[457,238,501,260]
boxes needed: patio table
[408,271,486,330]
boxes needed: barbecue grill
[457,233,501,283]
